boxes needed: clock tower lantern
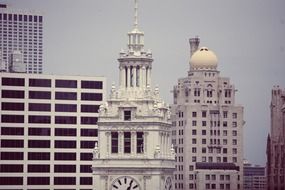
[92,1,175,190]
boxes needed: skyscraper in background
[243,160,266,190]
[266,86,285,190]
[171,37,244,190]
[0,4,43,73]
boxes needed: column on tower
[147,66,151,87]
[139,65,143,87]
[145,67,148,87]
[133,65,136,87]
[167,133,170,157]
[132,131,137,155]
[127,66,131,88]
[120,66,126,88]
[143,132,146,154]
[142,65,146,88]
[136,66,139,87]
[106,132,110,158]
[159,132,162,157]
[163,133,166,157]
[163,132,167,157]
[161,132,165,157]
[128,35,131,47]
[161,133,164,157]
[130,66,133,87]
[119,131,123,155]
[125,67,128,88]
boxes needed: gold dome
[190,47,218,69]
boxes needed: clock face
[164,177,173,190]
[111,176,140,190]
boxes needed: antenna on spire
[134,0,138,28]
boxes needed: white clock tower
[92,1,175,190]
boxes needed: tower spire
[134,0,138,29]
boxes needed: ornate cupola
[118,0,153,91]
[127,0,144,53]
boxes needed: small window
[55,79,77,88]
[1,164,24,173]
[124,110,131,121]
[111,132,118,153]
[137,132,144,153]
[27,177,49,185]
[202,111,207,117]
[2,77,24,86]
[223,111,228,118]
[124,132,131,153]
[81,80,103,89]
[29,78,51,87]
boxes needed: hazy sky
[4,0,285,165]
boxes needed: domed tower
[92,1,175,190]
[190,47,218,71]
[172,41,244,190]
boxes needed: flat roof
[196,162,240,171]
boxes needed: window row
[190,120,238,128]
[1,90,103,101]
[1,127,97,137]
[205,183,231,190]
[2,77,103,89]
[1,115,98,124]
[191,111,238,119]
[190,129,238,136]
[0,152,93,161]
[1,102,99,113]
[190,138,238,145]
[1,139,97,149]
[191,89,232,98]
[111,132,144,154]
[205,174,231,181]
[0,176,92,185]
[0,14,43,22]
[190,156,237,163]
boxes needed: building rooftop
[196,162,240,171]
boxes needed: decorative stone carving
[154,145,161,158]
[170,144,176,159]
[93,142,100,159]
[110,82,116,99]
[154,85,159,97]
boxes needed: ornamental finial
[134,0,138,28]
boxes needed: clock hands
[126,179,133,190]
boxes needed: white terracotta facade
[92,1,175,190]
[171,38,244,190]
